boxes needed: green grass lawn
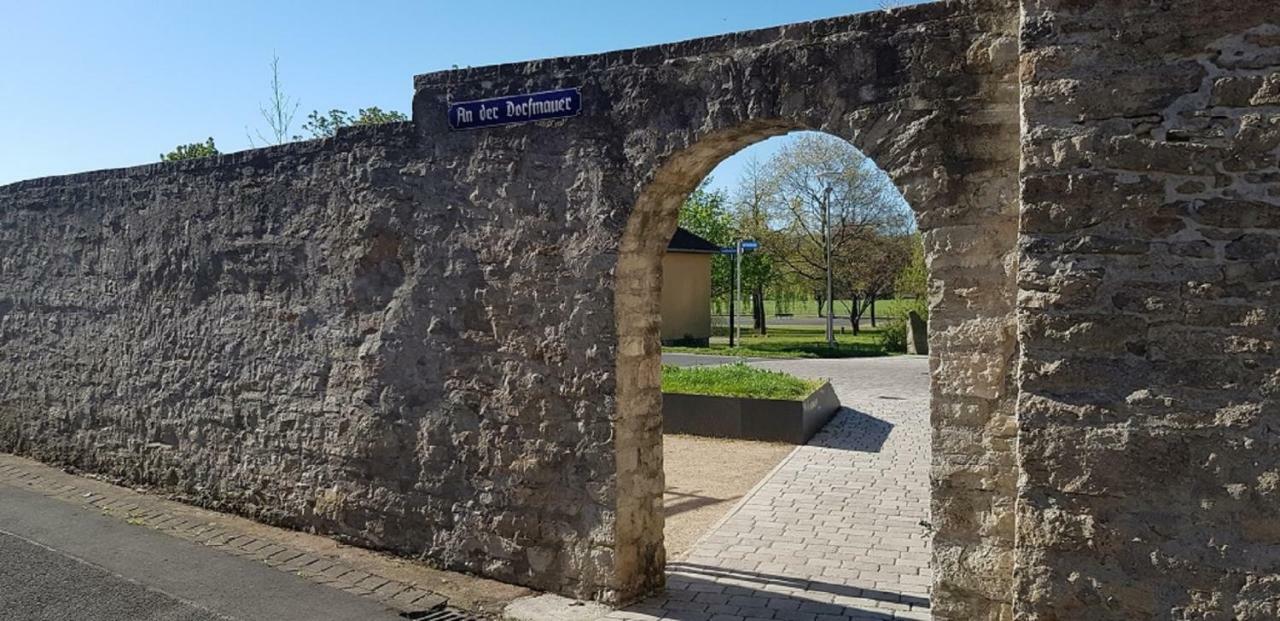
[666,325,890,359]
[661,363,825,400]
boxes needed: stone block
[906,311,928,355]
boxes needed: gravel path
[609,356,932,621]
[663,435,795,560]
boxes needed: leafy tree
[880,232,929,351]
[301,107,409,139]
[677,182,733,299]
[300,109,352,139]
[351,107,409,126]
[894,232,928,301]
[831,229,913,333]
[161,138,219,162]
[768,274,811,317]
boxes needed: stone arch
[600,4,1024,612]
[613,122,934,599]
[403,1,1025,609]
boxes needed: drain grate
[400,607,483,621]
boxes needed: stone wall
[1017,1,1280,619]
[0,1,1024,610]
[0,122,625,599]
[410,0,1024,605]
[1,0,1276,617]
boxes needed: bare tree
[760,133,913,333]
[732,156,778,334]
[247,53,299,146]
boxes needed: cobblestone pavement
[607,356,932,621]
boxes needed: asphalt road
[0,531,223,621]
[0,486,405,621]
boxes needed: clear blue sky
[0,1,919,186]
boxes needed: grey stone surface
[0,0,1275,617]
[906,311,927,356]
[1017,3,1280,619]
[0,452,523,617]
[0,120,624,600]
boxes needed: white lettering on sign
[505,97,575,118]
[448,88,581,130]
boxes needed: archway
[618,127,934,615]
[613,122,798,599]
[595,10,1026,604]
[404,4,1022,609]
[613,91,1021,621]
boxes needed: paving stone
[264,548,304,566]
[606,359,932,620]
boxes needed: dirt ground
[662,434,795,559]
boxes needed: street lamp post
[822,185,836,348]
[724,239,760,349]
[732,247,742,350]
[735,239,744,347]
[817,170,842,348]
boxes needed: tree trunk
[870,292,877,327]
[816,293,825,318]
[752,286,767,335]
[850,294,860,335]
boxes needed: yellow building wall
[660,252,712,345]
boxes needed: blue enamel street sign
[721,247,737,255]
[449,88,581,130]
[741,240,760,251]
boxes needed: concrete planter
[662,381,841,444]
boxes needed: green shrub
[161,137,219,162]
[878,321,908,353]
[878,298,928,353]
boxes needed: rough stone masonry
[0,1,1275,618]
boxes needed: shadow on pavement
[663,488,740,519]
[808,408,895,453]
[619,561,929,620]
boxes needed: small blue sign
[741,240,760,251]
[449,88,581,130]
[720,247,738,255]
